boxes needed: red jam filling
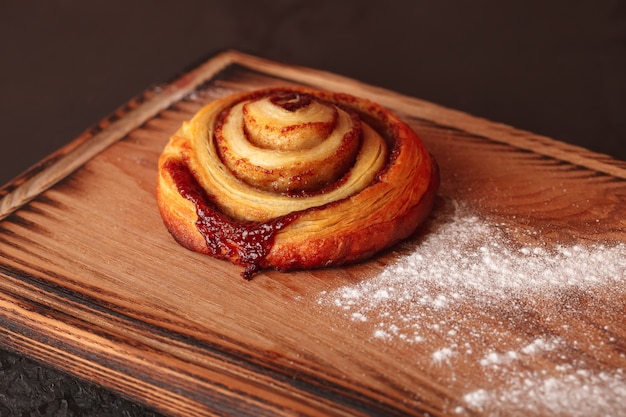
[164,158,297,279]
[269,91,313,112]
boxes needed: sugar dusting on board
[317,199,626,416]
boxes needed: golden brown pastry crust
[157,87,439,278]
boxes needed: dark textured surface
[0,0,625,415]
[0,350,162,416]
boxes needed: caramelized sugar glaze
[157,87,439,278]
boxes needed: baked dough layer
[157,87,439,278]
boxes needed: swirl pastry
[157,87,439,279]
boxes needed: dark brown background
[0,0,624,415]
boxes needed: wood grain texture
[1,51,625,416]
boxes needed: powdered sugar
[317,199,626,416]
[320,203,626,345]
[463,367,626,416]
[432,347,455,363]
[328,214,624,311]
[462,336,626,415]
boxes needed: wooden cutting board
[1,51,625,417]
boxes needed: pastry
[157,87,439,279]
